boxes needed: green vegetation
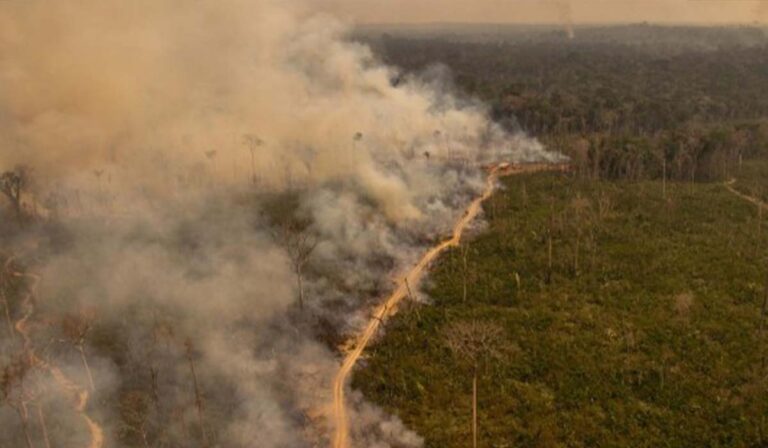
[353,170,768,447]
[365,28,768,182]
[733,160,768,203]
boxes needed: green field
[353,170,768,447]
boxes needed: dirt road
[331,162,568,448]
[7,260,104,448]
[725,179,767,209]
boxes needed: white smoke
[0,1,559,447]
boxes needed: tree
[184,339,209,447]
[119,390,152,448]
[1,355,36,448]
[0,257,16,339]
[760,265,768,372]
[1,167,28,224]
[460,244,470,302]
[277,220,318,310]
[204,150,218,184]
[569,193,592,276]
[61,312,96,392]
[444,320,506,448]
[242,134,264,186]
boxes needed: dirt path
[7,260,104,448]
[725,179,767,209]
[330,162,568,448]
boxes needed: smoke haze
[314,0,768,25]
[0,0,557,447]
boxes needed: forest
[362,25,768,182]
[351,25,768,447]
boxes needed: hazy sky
[313,0,767,25]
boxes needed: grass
[353,168,768,448]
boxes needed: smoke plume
[553,0,576,39]
[0,0,557,447]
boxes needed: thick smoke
[755,1,768,24]
[0,0,557,447]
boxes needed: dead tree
[569,194,591,276]
[546,197,555,284]
[36,403,50,448]
[184,339,209,448]
[1,168,27,224]
[460,244,470,302]
[760,266,768,372]
[0,261,15,339]
[61,313,96,392]
[444,320,505,448]
[242,135,264,186]
[1,355,36,448]
[204,151,218,184]
[276,221,318,310]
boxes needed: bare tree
[61,313,96,392]
[0,259,16,340]
[546,197,555,284]
[204,150,218,183]
[569,193,592,276]
[36,403,51,448]
[760,266,768,372]
[444,320,506,448]
[460,244,470,302]
[93,170,104,196]
[1,167,28,224]
[242,135,264,186]
[276,221,318,310]
[184,339,209,448]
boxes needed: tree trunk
[662,157,667,200]
[296,264,304,310]
[78,345,96,392]
[149,365,162,418]
[186,343,209,448]
[574,234,580,276]
[2,296,14,340]
[760,269,768,371]
[249,149,257,185]
[462,246,469,302]
[17,404,34,448]
[547,232,553,284]
[8,186,23,225]
[37,405,51,448]
[472,372,478,448]
[139,425,150,448]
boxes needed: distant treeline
[362,27,768,181]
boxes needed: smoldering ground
[0,0,559,446]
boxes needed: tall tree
[242,134,264,186]
[61,313,96,392]
[277,220,318,310]
[444,320,505,448]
